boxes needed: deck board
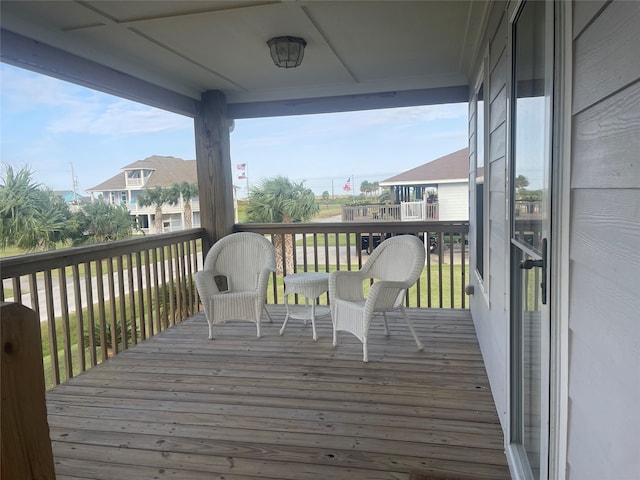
[47,307,510,479]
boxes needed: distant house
[379,148,469,221]
[54,190,90,205]
[87,155,202,234]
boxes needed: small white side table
[280,272,330,341]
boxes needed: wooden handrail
[1,302,56,479]
[0,229,204,279]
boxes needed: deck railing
[235,220,469,310]
[0,221,468,388]
[342,202,439,222]
[0,229,204,387]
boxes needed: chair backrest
[362,234,426,285]
[203,232,276,291]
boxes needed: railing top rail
[0,228,205,279]
[234,221,469,235]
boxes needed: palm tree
[321,191,330,208]
[137,186,179,233]
[173,182,199,229]
[246,176,319,274]
[0,164,72,251]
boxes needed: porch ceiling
[0,1,490,117]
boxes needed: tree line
[0,164,198,252]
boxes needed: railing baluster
[144,249,154,337]
[126,253,137,345]
[178,242,187,320]
[184,241,192,315]
[135,251,146,341]
[72,264,86,372]
[323,233,329,275]
[107,258,118,355]
[153,248,162,333]
[158,247,169,331]
[12,277,22,304]
[43,270,59,385]
[84,261,97,367]
[57,267,73,380]
[302,233,308,272]
[29,273,40,320]
[165,245,174,327]
[449,233,455,308]
[95,260,109,362]
[116,256,127,352]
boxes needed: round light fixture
[267,36,307,68]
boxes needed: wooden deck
[46,306,510,480]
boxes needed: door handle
[518,238,547,305]
[519,259,543,269]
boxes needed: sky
[1,63,468,198]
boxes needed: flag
[343,177,352,192]
[237,163,246,171]
[238,172,246,180]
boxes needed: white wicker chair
[195,232,276,339]
[329,234,426,362]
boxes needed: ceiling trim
[227,85,469,119]
[0,28,199,118]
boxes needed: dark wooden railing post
[1,302,56,479]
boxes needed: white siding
[468,3,510,431]
[567,1,640,479]
[437,182,469,221]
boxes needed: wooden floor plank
[46,307,510,479]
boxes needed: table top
[284,272,329,285]
[284,272,329,298]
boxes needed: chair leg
[333,326,338,347]
[362,338,369,362]
[263,305,273,323]
[208,322,214,340]
[256,320,261,338]
[279,311,290,336]
[382,312,390,336]
[401,307,423,351]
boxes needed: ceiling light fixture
[267,36,307,68]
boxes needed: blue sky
[1,63,468,198]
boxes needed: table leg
[311,301,317,341]
[280,292,290,335]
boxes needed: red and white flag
[343,177,352,192]
[238,172,246,180]
[237,163,246,171]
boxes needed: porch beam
[227,85,469,119]
[195,90,234,253]
[0,29,198,118]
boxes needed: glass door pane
[510,1,552,478]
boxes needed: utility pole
[70,162,78,202]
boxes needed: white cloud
[1,65,192,136]
[49,100,192,136]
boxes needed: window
[475,82,486,282]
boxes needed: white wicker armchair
[195,232,276,339]
[329,234,426,362]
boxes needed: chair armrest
[364,280,409,314]
[329,270,365,302]
[256,267,274,293]
[194,270,220,300]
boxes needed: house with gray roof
[87,155,202,234]
[380,148,469,221]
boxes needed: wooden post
[1,302,56,479]
[195,90,234,254]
